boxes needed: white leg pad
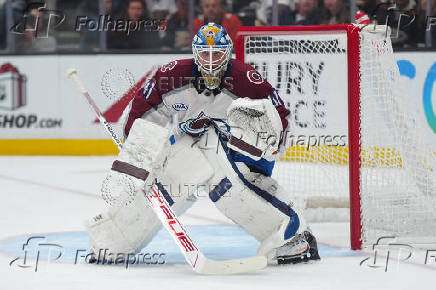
[86,126,214,255]
[198,130,307,255]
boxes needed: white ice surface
[0,156,435,290]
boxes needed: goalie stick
[66,68,267,275]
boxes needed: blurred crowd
[1,0,436,53]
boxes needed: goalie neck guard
[192,23,233,90]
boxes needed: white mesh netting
[241,25,436,246]
[358,26,436,245]
[244,31,351,222]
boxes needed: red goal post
[234,24,436,250]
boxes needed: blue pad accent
[156,182,174,206]
[284,214,301,240]
[218,135,300,239]
[169,135,175,145]
[209,177,232,202]
[229,149,275,176]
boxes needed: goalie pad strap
[222,139,297,217]
[111,160,150,181]
[221,138,300,239]
[209,177,232,202]
[229,136,263,158]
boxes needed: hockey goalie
[86,23,320,266]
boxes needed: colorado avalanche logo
[160,60,177,72]
[247,70,264,84]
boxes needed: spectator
[416,0,436,47]
[161,0,191,51]
[0,0,6,50]
[256,0,295,25]
[232,0,256,14]
[145,0,176,20]
[375,0,418,48]
[234,1,257,26]
[194,0,242,42]
[15,6,57,52]
[292,0,321,25]
[320,0,350,24]
[76,0,116,51]
[356,0,377,16]
[107,0,161,50]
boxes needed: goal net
[235,24,436,249]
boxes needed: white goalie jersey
[86,57,318,265]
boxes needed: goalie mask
[192,23,233,90]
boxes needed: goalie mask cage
[235,24,436,250]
